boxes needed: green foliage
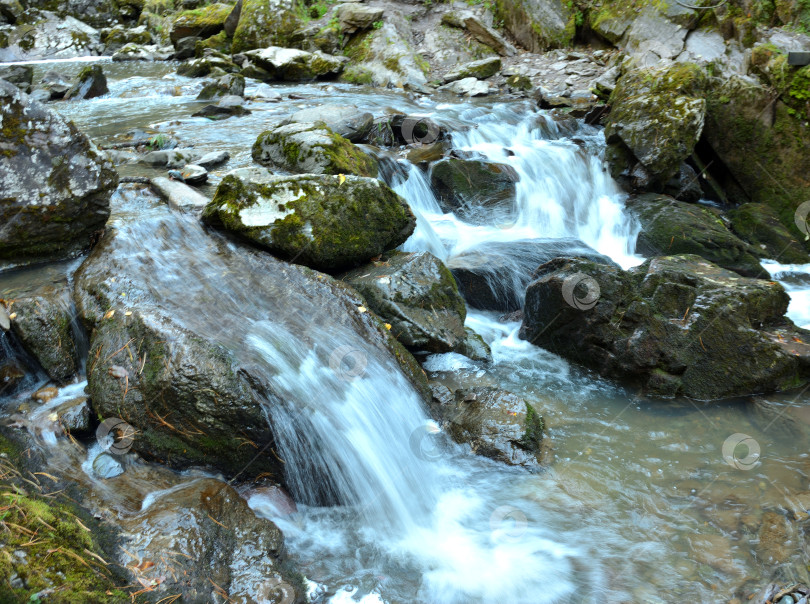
[372,19,384,28]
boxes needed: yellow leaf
[338,174,346,186]
[103,309,115,320]
[358,306,367,313]
[8,312,16,320]
[125,311,132,316]
[384,323,391,330]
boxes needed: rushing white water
[763,260,810,329]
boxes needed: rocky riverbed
[2,0,810,601]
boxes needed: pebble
[92,453,124,479]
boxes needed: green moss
[173,2,234,29]
[341,65,374,84]
[231,0,303,53]
[519,402,545,451]
[343,29,374,63]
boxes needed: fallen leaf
[103,309,115,320]
[8,312,16,320]
[358,306,367,313]
[384,323,392,330]
[108,365,128,379]
[338,174,346,186]
[124,311,132,316]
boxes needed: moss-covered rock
[101,24,151,52]
[0,431,129,603]
[5,283,80,383]
[196,72,244,99]
[203,168,415,271]
[442,56,501,84]
[430,158,518,217]
[494,0,574,51]
[627,193,765,277]
[519,254,810,400]
[0,80,117,269]
[604,62,706,188]
[429,383,548,468]
[342,251,467,353]
[176,52,239,76]
[252,121,377,176]
[728,202,810,264]
[64,64,108,100]
[170,2,233,43]
[230,0,303,53]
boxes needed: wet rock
[0,63,31,91]
[498,0,573,51]
[196,149,230,169]
[456,328,492,362]
[0,81,117,269]
[231,0,303,54]
[285,104,373,142]
[173,34,201,60]
[112,42,171,61]
[337,3,383,35]
[176,164,208,185]
[439,77,490,97]
[441,11,516,57]
[536,86,598,112]
[242,46,347,81]
[0,12,101,61]
[429,384,547,468]
[122,479,304,602]
[150,176,210,211]
[343,251,467,353]
[203,168,415,271]
[53,396,91,433]
[406,141,447,164]
[91,452,124,479]
[75,204,429,477]
[729,203,810,265]
[605,63,706,188]
[252,121,377,176]
[140,148,201,168]
[627,193,765,277]
[37,70,71,100]
[196,72,245,99]
[448,238,615,311]
[288,22,342,54]
[101,24,151,52]
[64,65,108,100]
[170,2,233,43]
[442,57,501,84]
[176,54,239,77]
[5,284,80,383]
[519,254,810,400]
[192,94,251,118]
[685,533,741,575]
[430,158,518,215]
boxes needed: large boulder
[75,200,429,479]
[202,168,415,271]
[231,0,303,53]
[494,0,574,51]
[627,193,765,278]
[252,121,377,176]
[430,158,518,216]
[0,12,102,61]
[285,104,373,142]
[337,3,383,35]
[604,63,706,189]
[519,255,810,400]
[196,72,245,99]
[429,384,547,469]
[101,24,152,52]
[728,203,810,265]
[0,64,32,91]
[120,478,304,603]
[242,46,347,81]
[4,282,80,383]
[0,81,117,269]
[440,11,516,57]
[442,57,501,84]
[448,238,616,311]
[342,251,467,353]
[170,3,233,44]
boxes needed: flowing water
[3,59,810,603]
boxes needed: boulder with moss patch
[101,24,151,52]
[252,121,377,176]
[728,203,810,264]
[64,64,108,100]
[494,0,573,51]
[442,56,501,84]
[519,255,810,400]
[242,46,347,81]
[430,158,518,217]
[343,251,468,353]
[170,2,233,44]
[231,0,303,53]
[604,62,706,189]
[0,81,117,269]
[627,193,765,277]
[202,168,415,270]
[0,11,102,61]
